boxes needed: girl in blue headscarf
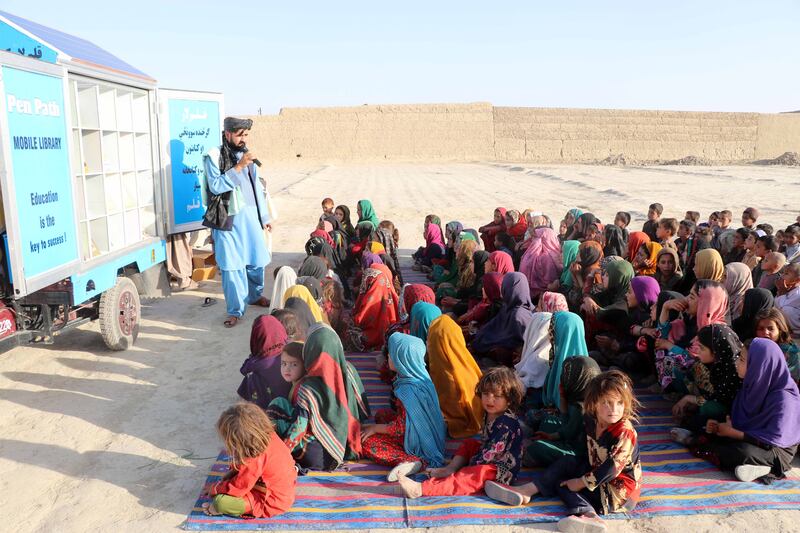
[409,301,442,343]
[361,333,448,481]
[543,311,590,408]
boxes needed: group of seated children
[206,197,800,533]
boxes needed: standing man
[204,117,272,327]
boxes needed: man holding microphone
[203,117,272,327]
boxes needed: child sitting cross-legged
[360,333,448,481]
[203,403,297,518]
[484,370,642,533]
[396,366,524,499]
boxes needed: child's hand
[361,424,381,442]
[425,466,453,478]
[644,259,656,269]
[716,416,735,438]
[641,327,657,338]
[560,477,586,492]
[654,338,675,351]
[705,419,720,434]
[663,299,688,313]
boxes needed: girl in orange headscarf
[426,315,483,438]
[626,231,650,264]
[633,241,662,276]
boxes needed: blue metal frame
[70,239,166,305]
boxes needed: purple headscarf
[361,251,384,270]
[471,272,535,352]
[631,276,661,309]
[731,338,800,448]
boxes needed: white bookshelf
[140,206,156,237]
[122,171,137,210]
[119,133,135,170]
[137,170,154,207]
[105,173,123,215]
[77,84,99,130]
[132,94,149,133]
[134,133,151,169]
[69,77,155,258]
[101,131,119,173]
[98,87,117,131]
[116,91,133,132]
[124,209,139,245]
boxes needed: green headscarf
[297,325,370,465]
[357,199,380,228]
[559,240,580,287]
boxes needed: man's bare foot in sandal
[223,316,239,328]
[202,502,221,516]
[252,297,270,307]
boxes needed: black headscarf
[603,225,627,258]
[572,213,597,240]
[336,205,355,238]
[305,237,336,268]
[732,288,774,341]
[298,256,329,281]
[296,276,322,300]
[473,251,490,278]
[697,324,743,408]
[561,356,602,406]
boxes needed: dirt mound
[763,151,800,166]
[663,155,713,166]
[598,153,637,166]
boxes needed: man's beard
[225,137,246,152]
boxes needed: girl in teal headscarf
[357,199,380,228]
[542,311,589,407]
[361,333,447,480]
[559,240,581,289]
[409,302,442,343]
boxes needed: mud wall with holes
[244,104,800,163]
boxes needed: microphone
[241,146,262,167]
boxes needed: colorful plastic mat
[184,351,800,530]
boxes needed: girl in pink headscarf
[519,227,563,301]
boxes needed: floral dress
[582,417,642,514]
[361,400,423,467]
[468,411,523,484]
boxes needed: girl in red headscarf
[480,207,507,252]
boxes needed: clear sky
[3,1,798,115]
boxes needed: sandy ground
[1,162,799,533]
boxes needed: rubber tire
[99,276,140,351]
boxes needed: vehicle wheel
[99,276,140,350]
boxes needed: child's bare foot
[484,480,538,506]
[202,502,221,516]
[397,474,423,498]
[387,460,422,482]
[558,512,606,533]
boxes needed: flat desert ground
[1,162,799,533]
